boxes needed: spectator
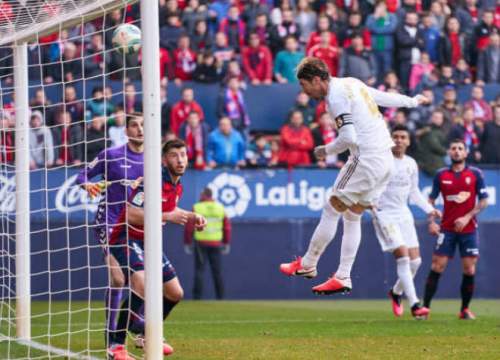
[193,51,223,83]
[86,116,110,162]
[476,31,500,84]
[208,0,231,31]
[455,0,478,36]
[448,107,482,163]
[270,9,301,54]
[212,31,235,70]
[0,110,14,164]
[84,33,104,78]
[242,0,269,30]
[29,116,53,177]
[246,134,274,167]
[173,35,197,83]
[279,110,314,167]
[395,11,425,91]
[438,16,466,67]
[480,104,500,164]
[222,60,245,84]
[453,58,473,85]
[415,110,447,175]
[274,36,304,83]
[429,0,447,29]
[366,2,398,83]
[206,117,246,168]
[312,112,343,168]
[190,20,212,51]
[159,46,173,82]
[109,108,127,147]
[217,77,250,133]
[307,31,339,77]
[437,85,462,134]
[30,88,54,126]
[464,85,493,125]
[420,12,441,63]
[474,10,496,55]
[61,85,84,125]
[59,41,83,82]
[219,5,246,52]
[409,52,435,93]
[179,111,210,170]
[250,13,271,46]
[241,32,273,85]
[270,0,293,26]
[396,0,418,19]
[104,9,124,48]
[170,87,205,135]
[160,14,184,51]
[408,88,436,129]
[295,0,317,46]
[323,2,346,34]
[378,70,402,92]
[339,33,377,85]
[120,83,142,114]
[86,86,114,122]
[107,43,141,81]
[52,111,83,166]
[289,91,315,126]
[165,0,181,19]
[161,86,171,136]
[438,65,455,86]
[339,11,371,50]
[182,0,208,35]
[306,15,338,53]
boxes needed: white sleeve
[408,160,434,214]
[366,86,419,108]
[327,84,351,118]
[325,122,357,155]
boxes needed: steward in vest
[184,187,231,300]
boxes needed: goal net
[0,1,163,358]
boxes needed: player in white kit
[280,57,430,295]
[372,125,441,318]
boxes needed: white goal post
[0,1,164,358]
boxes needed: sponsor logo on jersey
[445,191,471,204]
[442,180,453,185]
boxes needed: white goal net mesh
[0,0,148,358]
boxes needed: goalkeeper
[76,112,145,347]
[107,139,206,358]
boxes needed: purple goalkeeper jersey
[76,144,144,231]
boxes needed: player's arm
[75,151,106,198]
[409,163,441,218]
[366,86,430,108]
[428,172,442,235]
[127,205,191,226]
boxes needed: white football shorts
[373,211,420,252]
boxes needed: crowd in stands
[0,0,499,174]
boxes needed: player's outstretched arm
[366,86,431,108]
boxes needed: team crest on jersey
[88,157,98,169]
[465,177,471,185]
[445,191,471,204]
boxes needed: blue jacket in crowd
[207,129,246,166]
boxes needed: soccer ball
[112,23,141,54]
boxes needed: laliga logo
[208,173,251,218]
[55,175,100,213]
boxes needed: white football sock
[302,202,340,269]
[393,256,422,295]
[395,256,419,306]
[335,211,361,279]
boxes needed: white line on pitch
[15,338,101,360]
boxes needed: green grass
[1,300,500,359]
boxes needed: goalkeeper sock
[423,270,441,308]
[105,288,123,346]
[113,296,130,345]
[335,211,362,279]
[460,274,475,311]
[163,297,179,320]
[129,292,145,335]
[302,202,340,269]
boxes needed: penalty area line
[15,338,101,360]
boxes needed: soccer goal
[0,1,164,358]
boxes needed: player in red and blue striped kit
[423,139,489,320]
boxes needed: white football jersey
[325,77,394,154]
[376,155,433,216]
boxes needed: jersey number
[360,88,379,116]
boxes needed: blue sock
[163,297,178,320]
[105,288,123,346]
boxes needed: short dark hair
[391,124,410,134]
[92,86,103,95]
[162,138,186,155]
[296,57,330,81]
[201,187,213,198]
[126,112,143,127]
[449,138,466,147]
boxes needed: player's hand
[194,214,208,231]
[84,183,102,199]
[221,245,230,255]
[454,215,471,232]
[165,208,189,225]
[428,221,440,236]
[428,209,442,220]
[314,145,327,161]
[413,94,431,105]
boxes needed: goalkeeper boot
[411,303,430,320]
[279,256,317,279]
[388,289,404,317]
[312,274,352,295]
[458,308,476,320]
[135,334,174,356]
[107,344,133,360]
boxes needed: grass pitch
[1,299,499,359]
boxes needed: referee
[423,139,488,319]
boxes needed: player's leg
[423,232,455,309]
[458,232,479,320]
[207,246,225,300]
[104,253,126,347]
[193,243,206,300]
